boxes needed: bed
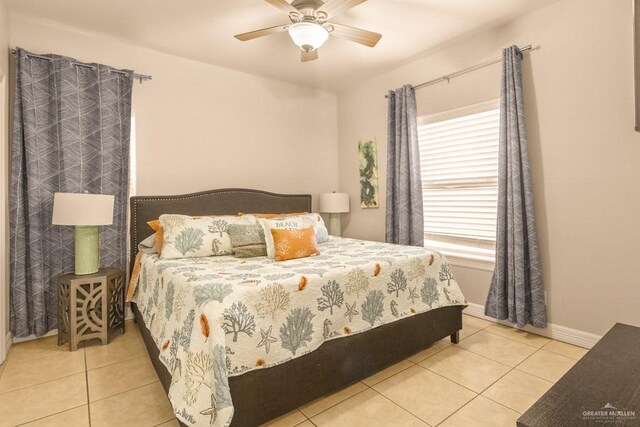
[129,188,466,427]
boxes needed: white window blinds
[418,105,500,244]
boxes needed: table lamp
[52,193,115,275]
[319,192,349,237]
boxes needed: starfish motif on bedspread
[200,394,217,424]
[257,326,277,354]
[344,301,359,323]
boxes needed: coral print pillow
[159,214,256,260]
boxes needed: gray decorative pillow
[228,223,267,258]
[159,214,256,259]
[137,234,157,254]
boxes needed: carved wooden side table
[57,268,126,351]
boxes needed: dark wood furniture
[129,188,464,427]
[58,268,126,351]
[518,323,640,427]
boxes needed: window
[417,100,499,267]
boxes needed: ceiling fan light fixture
[288,22,329,51]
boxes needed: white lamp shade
[288,22,329,51]
[319,193,350,213]
[52,193,115,226]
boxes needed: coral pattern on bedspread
[131,237,466,426]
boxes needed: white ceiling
[6,0,560,92]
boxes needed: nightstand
[57,268,126,351]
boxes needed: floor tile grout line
[423,362,511,396]
[537,346,584,360]
[0,340,145,396]
[423,343,515,369]
[89,379,161,404]
[368,386,433,426]
[483,347,557,383]
[513,346,543,369]
[84,347,92,426]
[86,353,151,373]
[450,344,531,370]
[408,342,451,364]
[521,347,578,363]
[511,346,578,383]
[412,363,482,395]
[301,385,370,420]
[468,329,547,350]
[479,390,526,415]
[5,339,90,365]
[363,361,415,387]
[481,329,550,349]
[0,368,87,396]
[0,346,85,375]
[415,351,531,399]
[433,394,482,427]
[85,348,149,371]
[13,403,88,426]
[512,366,564,384]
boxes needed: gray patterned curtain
[485,46,547,329]
[385,84,424,246]
[10,48,133,337]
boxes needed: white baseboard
[464,302,601,349]
[10,307,135,346]
[0,332,11,364]
[11,328,58,344]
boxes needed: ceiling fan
[234,0,382,62]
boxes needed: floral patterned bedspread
[131,237,467,426]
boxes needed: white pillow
[160,214,256,260]
[298,213,330,244]
[260,217,309,259]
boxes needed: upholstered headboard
[129,188,312,271]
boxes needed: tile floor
[0,314,588,427]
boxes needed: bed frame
[129,188,464,427]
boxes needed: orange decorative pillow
[147,220,164,254]
[271,227,320,261]
[238,212,308,219]
[126,252,143,302]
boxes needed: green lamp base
[74,226,100,275]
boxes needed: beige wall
[9,16,339,210]
[337,0,640,336]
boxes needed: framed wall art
[358,139,380,208]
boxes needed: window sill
[444,254,495,272]
[424,240,495,272]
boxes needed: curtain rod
[385,45,533,98]
[10,49,152,83]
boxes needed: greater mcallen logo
[582,403,636,423]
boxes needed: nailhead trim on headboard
[129,188,312,272]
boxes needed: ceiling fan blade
[234,24,289,41]
[301,49,319,62]
[328,22,382,47]
[317,0,367,18]
[263,0,299,14]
